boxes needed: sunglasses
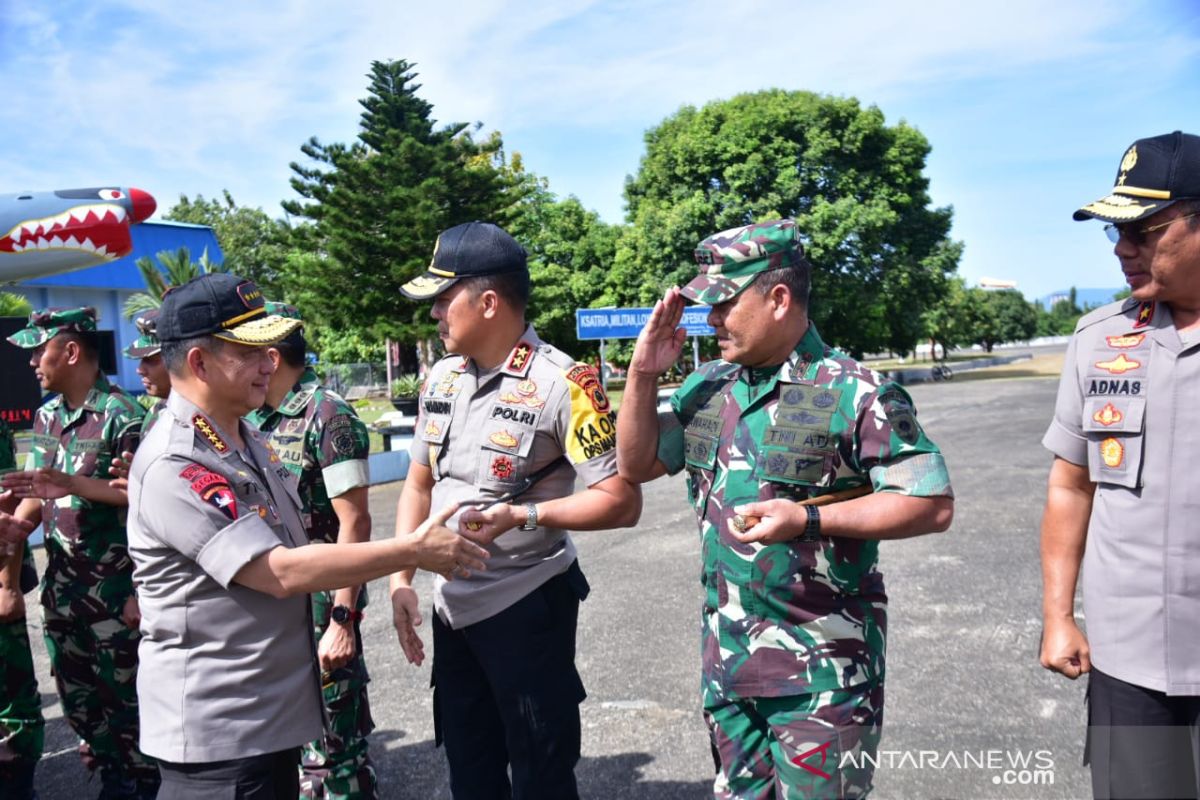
[1105,212,1199,245]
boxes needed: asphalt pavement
[28,371,1092,799]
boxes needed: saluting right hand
[1039,617,1091,680]
[629,287,688,378]
[411,503,489,580]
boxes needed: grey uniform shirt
[127,392,324,761]
[1043,298,1200,696]
[411,326,618,628]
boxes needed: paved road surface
[28,372,1091,799]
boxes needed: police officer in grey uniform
[125,273,488,799]
[1040,131,1200,799]
[389,222,641,799]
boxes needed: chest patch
[1094,354,1141,375]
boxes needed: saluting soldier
[247,303,378,800]
[390,221,641,799]
[0,416,45,800]
[617,220,955,799]
[0,307,158,799]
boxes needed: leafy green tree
[1035,286,1085,337]
[164,191,293,295]
[612,90,961,357]
[281,59,522,372]
[123,247,226,318]
[0,291,32,318]
[507,165,621,355]
[973,289,1038,351]
[920,276,982,357]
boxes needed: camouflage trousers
[300,591,376,800]
[704,682,884,800]
[0,616,45,764]
[41,605,157,783]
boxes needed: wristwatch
[330,605,363,625]
[518,503,539,531]
[798,504,822,543]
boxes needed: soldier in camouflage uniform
[617,220,955,799]
[125,309,170,435]
[246,303,377,800]
[0,417,44,799]
[0,308,158,800]
[106,310,171,493]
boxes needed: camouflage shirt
[246,367,370,545]
[657,324,952,701]
[28,374,145,617]
[141,397,168,436]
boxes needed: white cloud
[1,0,1196,296]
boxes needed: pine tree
[282,59,522,370]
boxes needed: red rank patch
[1094,353,1141,375]
[565,364,611,413]
[490,455,515,480]
[506,342,534,373]
[1133,301,1155,329]
[1106,333,1145,349]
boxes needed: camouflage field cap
[264,301,303,322]
[124,309,162,359]
[681,219,805,305]
[1075,131,1200,223]
[6,306,98,349]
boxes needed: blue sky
[2,0,1198,301]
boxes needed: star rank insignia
[506,342,534,373]
[192,414,229,453]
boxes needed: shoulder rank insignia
[504,342,535,375]
[1092,403,1123,426]
[1094,354,1141,375]
[1133,301,1155,329]
[192,414,229,453]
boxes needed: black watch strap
[798,504,822,542]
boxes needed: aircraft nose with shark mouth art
[0,187,157,282]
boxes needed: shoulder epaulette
[534,342,577,371]
[1075,298,1141,333]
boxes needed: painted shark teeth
[1,203,127,245]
